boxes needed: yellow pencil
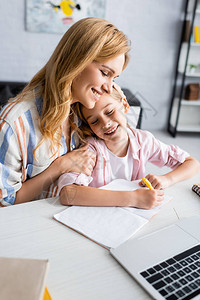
[142,177,154,190]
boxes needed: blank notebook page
[54,179,172,249]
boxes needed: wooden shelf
[177,125,200,132]
[185,72,200,77]
[190,43,200,47]
[168,0,200,136]
[181,99,200,106]
[178,70,200,77]
[169,98,200,133]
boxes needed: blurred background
[1,0,199,136]
[0,0,186,130]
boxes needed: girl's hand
[55,144,96,176]
[132,188,165,209]
[139,174,170,190]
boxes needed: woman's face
[71,54,125,109]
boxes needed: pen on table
[142,177,154,190]
[173,207,180,220]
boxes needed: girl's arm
[140,156,200,190]
[60,184,165,209]
[15,145,96,204]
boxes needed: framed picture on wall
[25,0,106,33]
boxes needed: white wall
[0,0,185,130]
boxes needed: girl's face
[71,54,125,109]
[82,94,129,153]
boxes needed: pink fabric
[58,172,93,193]
[58,128,190,191]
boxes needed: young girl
[58,84,200,209]
[0,18,131,206]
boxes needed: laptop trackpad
[111,221,199,272]
[177,215,200,240]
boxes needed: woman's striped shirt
[0,97,76,206]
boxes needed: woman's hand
[131,188,165,209]
[54,144,96,177]
[15,145,95,204]
[139,174,170,190]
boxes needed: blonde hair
[16,17,130,154]
[71,88,123,141]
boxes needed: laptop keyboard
[140,244,200,300]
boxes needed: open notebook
[54,179,172,249]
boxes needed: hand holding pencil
[135,176,165,209]
[142,177,154,190]
[139,174,170,190]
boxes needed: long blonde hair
[17,17,130,154]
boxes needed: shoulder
[0,98,39,132]
[0,98,38,122]
[86,136,107,153]
[86,136,103,146]
[128,127,155,143]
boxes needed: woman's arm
[139,156,200,190]
[15,145,96,204]
[60,184,165,209]
[15,160,61,204]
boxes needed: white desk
[0,174,200,300]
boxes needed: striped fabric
[0,97,74,206]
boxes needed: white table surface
[0,174,200,300]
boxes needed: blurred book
[0,257,51,300]
[194,25,200,43]
[183,19,191,42]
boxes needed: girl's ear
[122,97,129,113]
[113,82,129,113]
[112,82,125,98]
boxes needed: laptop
[110,215,200,300]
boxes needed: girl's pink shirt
[58,128,190,192]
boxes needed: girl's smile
[104,125,119,135]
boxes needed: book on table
[0,257,51,300]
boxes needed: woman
[0,17,130,206]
